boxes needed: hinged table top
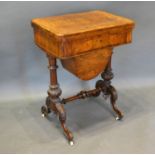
[31,10,135,58]
[32,10,134,37]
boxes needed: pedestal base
[41,54,123,145]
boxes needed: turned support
[41,54,123,146]
[62,88,102,104]
[101,55,123,120]
[61,54,123,120]
[47,55,62,103]
[101,55,114,89]
[41,55,73,144]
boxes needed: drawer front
[61,26,133,58]
[32,26,133,59]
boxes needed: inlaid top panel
[31,10,135,58]
[32,10,134,37]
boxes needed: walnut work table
[31,10,135,145]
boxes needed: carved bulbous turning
[48,85,62,96]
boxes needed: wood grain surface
[31,10,134,58]
[61,47,112,80]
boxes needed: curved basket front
[61,47,112,80]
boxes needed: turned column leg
[101,55,123,120]
[41,55,74,145]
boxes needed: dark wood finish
[41,55,73,143]
[101,55,123,119]
[62,54,123,120]
[31,10,135,145]
[62,88,102,104]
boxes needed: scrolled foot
[61,122,73,142]
[108,85,123,120]
[55,103,74,143]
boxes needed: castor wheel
[41,106,48,117]
[115,115,123,121]
[69,140,74,146]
